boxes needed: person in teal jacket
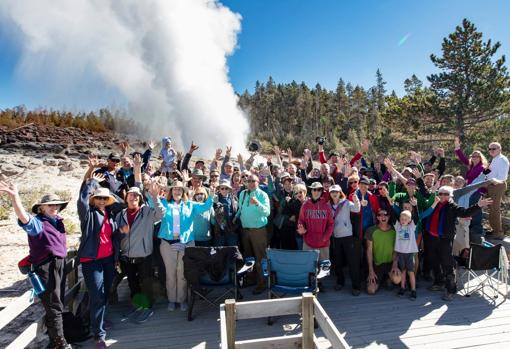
[158,180,213,311]
[234,173,271,294]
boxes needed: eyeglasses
[377,212,389,217]
[95,196,109,201]
[438,192,450,196]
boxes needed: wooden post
[225,299,237,349]
[302,293,314,349]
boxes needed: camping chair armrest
[317,259,331,279]
[261,258,269,278]
[237,257,255,277]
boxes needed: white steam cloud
[0,0,249,154]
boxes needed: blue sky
[1,0,509,110]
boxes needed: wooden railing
[220,293,349,349]
[0,250,83,349]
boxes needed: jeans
[36,257,66,341]
[82,256,115,340]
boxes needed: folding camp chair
[461,242,509,300]
[261,248,331,325]
[184,246,254,321]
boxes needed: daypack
[63,292,92,343]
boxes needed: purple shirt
[19,214,67,264]
[455,149,485,184]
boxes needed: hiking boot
[442,292,454,302]
[397,288,405,297]
[95,339,107,349]
[167,302,176,311]
[180,302,188,312]
[135,308,154,323]
[409,290,417,301]
[351,289,361,297]
[428,284,444,292]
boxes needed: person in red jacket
[297,182,334,261]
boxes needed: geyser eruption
[0,0,249,154]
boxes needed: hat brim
[169,185,189,193]
[89,194,117,207]
[32,201,69,214]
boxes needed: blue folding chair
[262,248,331,325]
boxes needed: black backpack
[63,292,92,343]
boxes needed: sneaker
[442,292,454,302]
[351,289,361,297]
[180,302,188,312]
[103,319,113,331]
[409,290,417,301]
[334,284,344,291]
[167,302,176,311]
[428,284,444,292]
[95,339,107,349]
[397,288,405,297]
[122,306,142,320]
[135,308,154,323]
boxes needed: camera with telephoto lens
[316,136,326,145]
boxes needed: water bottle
[28,271,46,295]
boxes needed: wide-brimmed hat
[308,182,323,190]
[126,186,144,202]
[89,188,117,206]
[191,169,206,180]
[169,180,189,192]
[31,194,69,214]
[218,179,232,190]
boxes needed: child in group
[394,210,419,300]
[159,137,176,175]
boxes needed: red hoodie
[298,198,334,248]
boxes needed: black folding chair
[461,242,508,300]
[183,246,254,321]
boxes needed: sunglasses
[194,193,205,197]
[488,148,498,151]
[219,187,230,191]
[438,192,450,196]
[247,179,257,183]
[94,196,109,201]
[377,212,389,217]
[47,204,61,207]
[311,188,323,192]
[210,175,219,178]
[110,159,120,163]
[349,181,358,184]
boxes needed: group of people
[0,136,508,349]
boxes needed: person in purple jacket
[0,181,72,349]
[454,136,489,185]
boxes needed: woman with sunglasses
[192,187,214,247]
[454,137,489,185]
[422,186,493,301]
[0,181,71,349]
[78,156,123,349]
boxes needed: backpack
[63,292,92,343]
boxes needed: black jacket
[423,200,481,240]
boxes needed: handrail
[0,250,83,349]
[219,293,350,349]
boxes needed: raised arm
[133,153,143,184]
[454,137,469,166]
[0,181,30,224]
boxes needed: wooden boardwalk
[87,270,510,349]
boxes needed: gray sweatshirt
[331,197,361,238]
[118,195,166,258]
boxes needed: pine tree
[428,18,510,142]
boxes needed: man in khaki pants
[486,142,509,240]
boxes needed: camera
[316,136,326,145]
[248,140,261,153]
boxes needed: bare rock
[59,161,77,172]
[0,163,24,176]
[43,158,59,166]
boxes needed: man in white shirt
[487,142,509,239]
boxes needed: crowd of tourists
[0,136,508,349]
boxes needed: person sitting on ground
[0,181,72,349]
[365,209,399,295]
